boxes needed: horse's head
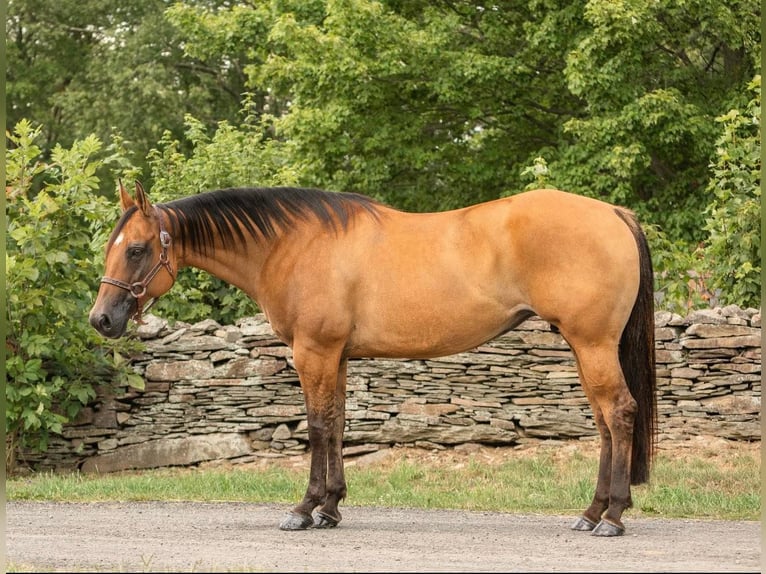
[89,181,176,338]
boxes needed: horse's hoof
[314,511,340,529]
[591,519,625,537]
[570,516,597,531]
[279,512,314,531]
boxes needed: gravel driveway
[7,500,761,572]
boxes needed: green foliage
[646,75,761,313]
[8,0,760,234]
[643,225,712,313]
[147,111,298,197]
[160,1,761,318]
[6,121,143,455]
[6,0,246,192]
[553,0,759,242]
[172,0,578,211]
[165,0,760,244]
[520,157,554,191]
[702,76,761,309]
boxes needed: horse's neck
[179,239,271,302]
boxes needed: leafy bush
[522,77,762,315]
[6,121,142,461]
[702,75,761,309]
[649,75,762,314]
[643,226,715,313]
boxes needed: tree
[166,0,760,244]
[168,0,582,211]
[159,0,761,314]
[6,0,761,331]
[6,0,246,190]
[552,0,760,242]
[9,0,759,240]
[7,0,115,151]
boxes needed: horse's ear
[119,179,135,212]
[134,181,152,217]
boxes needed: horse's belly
[346,295,532,359]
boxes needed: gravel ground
[6,500,761,572]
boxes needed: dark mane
[158,187,381,255]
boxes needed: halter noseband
[100,206,175,324]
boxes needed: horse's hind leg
[571,343,637,536]
[571,369,610,532]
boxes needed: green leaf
[126,373,146,391]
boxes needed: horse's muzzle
[89,310,127,339]
[89,294,136,339]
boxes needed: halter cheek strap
[100,206,175,324]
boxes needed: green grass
[7,442,761,520]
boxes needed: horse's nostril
[90,312,112,334]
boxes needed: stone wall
[19,306,761,472]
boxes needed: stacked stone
[16,307,760,473]
[654,306,761,441]
[342,318,595,449]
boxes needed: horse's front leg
[314,357,348,528]
[279,345,347,531]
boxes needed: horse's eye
[127,246,146,260]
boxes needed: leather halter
[100,206,175,323]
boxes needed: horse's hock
[21,306,761,472]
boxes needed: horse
[89,181,657,537]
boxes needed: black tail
[616,209,657,485]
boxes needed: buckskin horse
[89,181,656,536]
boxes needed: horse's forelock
[105,205,139,254]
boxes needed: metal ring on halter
[130,283,148,298]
